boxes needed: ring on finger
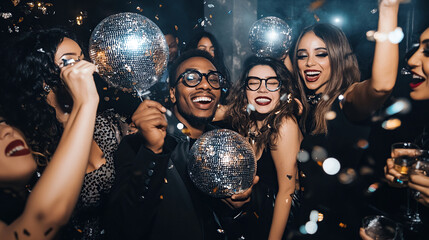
[414,191,422,199]
[393,177,404,184]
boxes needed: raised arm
[0,60,98,240]
[342,0,400,121]
[269,117,302,240]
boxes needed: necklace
[248,129,260,145]
[306,92,322,105]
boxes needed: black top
[298,98,371,239]
[104,115,260,240]
[0,188,26,225]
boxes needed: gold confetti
[325,111,336,120]
[164,178,168,183]
[253,212,259,218]
[174,25,178,31]
[339,222,347,228]
[309,0,325,11]
[155,15,159,20]
[160,195,164,199]
[318,213,324,222]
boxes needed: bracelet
[366,27,404,44]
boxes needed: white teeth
[306,71,321,76]
[7,145,24,156]
[255,98,271,103]
[412,74,424,80]
[192,96,212,103]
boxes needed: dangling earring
[43,85,51,93]
[287,93,292,104]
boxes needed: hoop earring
[43,85,51,93]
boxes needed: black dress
[297,97,371,239]
[254,148,302,239]
[61,110,126,240]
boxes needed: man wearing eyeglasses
[105,50,259,240]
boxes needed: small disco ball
[188,129,256,198]
[249,16,292,59]
[89,12,168,97]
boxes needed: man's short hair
[168,49,224,89]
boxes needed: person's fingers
[133,115,167,131]
[133,100,166,115]
[359,227,374,240]
[132,108,166,123]
[409,174,429,187]
[416,195,429,207]
[231,175,259,200]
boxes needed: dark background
[1,1,429,237]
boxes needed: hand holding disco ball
[188,129,256,198]
[249,16,293,59]
[89,12,169,99]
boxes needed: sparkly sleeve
[93,110,125,157]
[103,134,175,239]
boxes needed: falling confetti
[322,157,341,175]
[208,3,215,8]
[367,182,379,193]
[382,118,401,130]
[246,103,255,114]
[1,13,12,19]
[297,150,310,162]
[324,110,336,120]
[309,0,325,11]
[356,139,369,149]
[305,221,318,234]
[309,210,319,222]
[311,146,327,161]
[385,98,411,115]
[338,168,357,184]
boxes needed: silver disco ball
[89,12,168,96]
[188,129,256,198]
[249,16,292,59]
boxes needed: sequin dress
[61,110,126,240]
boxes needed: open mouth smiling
[410,72,426,89]
[5,139,31,157]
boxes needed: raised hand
[131,100,168,154]
[59,60,98,106]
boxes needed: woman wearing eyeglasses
[223,56,302,240]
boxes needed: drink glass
[362,215,403,240]
[390,142,420,229]
[391,142,420,185]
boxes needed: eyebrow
[60,51,83,58]
[422,39,429,45]
[297,47,327,51]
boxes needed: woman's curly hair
[0,28,78,159]
[225,56,301,150]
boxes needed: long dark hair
[226,56,300,150]
[0,28,79,159]
[293,23,360,135]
